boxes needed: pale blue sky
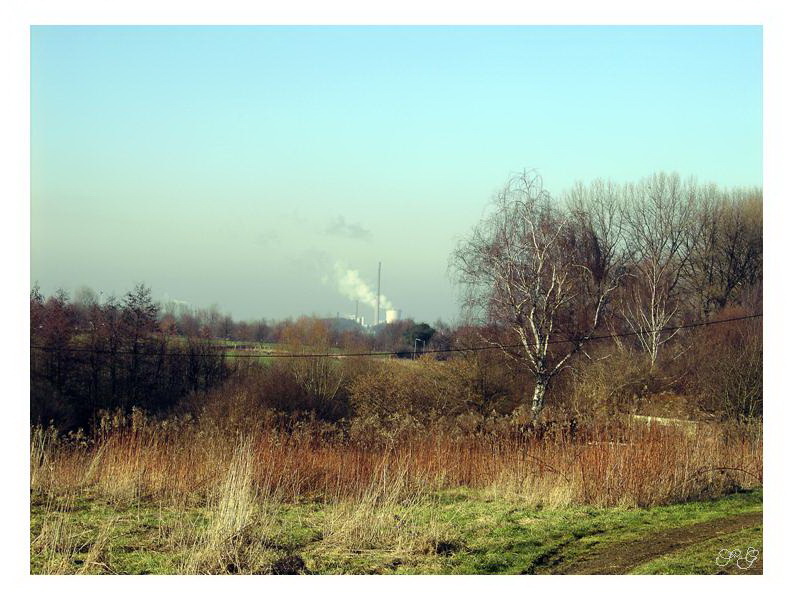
[31,26,762,323]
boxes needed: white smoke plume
[332,261,394,312]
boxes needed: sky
[30,25,763,324]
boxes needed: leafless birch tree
[451,171,626,418]
[620,173,698,369]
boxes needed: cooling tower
[385,309,402,324]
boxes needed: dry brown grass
[31,413,762,510]
[179,439,281,574]
[29,413,762,575]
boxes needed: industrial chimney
[376,261,381,326]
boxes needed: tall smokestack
[376,261,381,326]
[355,299,359,323]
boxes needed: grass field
[30,411,762,575]
[30,487,762,575]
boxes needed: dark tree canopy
[403,323,436,347]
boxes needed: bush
[686,308,762,420]
[562,345,652,417]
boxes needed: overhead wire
[29,313,762,359]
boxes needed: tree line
[30,170,762,431]
[450,170,762,417]
[30,283,230,431]
[29,281,445,430]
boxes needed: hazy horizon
[31,25,762,323]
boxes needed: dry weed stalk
[31,418,762,510]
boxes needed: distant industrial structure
[376,261,403,325]
[385,309,402,324]
[376,261,381,327]
[339,260,403,329]
[344,313,367,327]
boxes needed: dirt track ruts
[544,511,763,575]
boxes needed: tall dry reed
[30,416,762,509]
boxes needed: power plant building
[385,309,402,324]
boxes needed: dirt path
[545,511,763,575]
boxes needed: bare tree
[122,283,160,344]
[686,186,762,317]
[620,173,698,369]
[121,283,161,409]
[222,314,234,340]
[451,171,626,418]
[30,282,45,340]
[282,317,345,409]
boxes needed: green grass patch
[631,525,762,575]
[30,487,763,575]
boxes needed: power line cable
[29,313,762,359]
